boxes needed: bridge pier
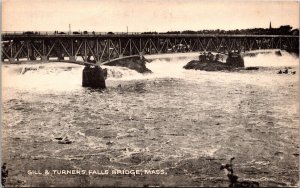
[29,56,36,61]
[82,65,106,89]
[41,56,48,62]
[58,56,64,61]
[9,58,15,63]
[69,56,76,61]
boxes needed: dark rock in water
[184,52,245,72]
[226,52,245,67]
[2,163,8,187]
[275,50,282,56]
[278,68,289,74]
[184,60,232,71]
[104,56,152,73]
[245,67,259,70]
[21,67,38,74]
[82,66,106,89]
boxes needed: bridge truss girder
[1,36,299,63]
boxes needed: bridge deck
[2,32,299,39]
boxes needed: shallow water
[2,50,299,187]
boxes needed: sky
[2,0,300,32]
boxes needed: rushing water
[2,50,299,187]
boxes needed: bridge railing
[1,31,143,36]
[1,31,298,38]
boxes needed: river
[2,50,299,187]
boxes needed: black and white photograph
[1,0,299,187]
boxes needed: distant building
[269,22,272,29]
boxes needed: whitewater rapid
[1,49,299,95]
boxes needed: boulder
[275,50,282,56]
[104,56,152,73]
[226,52,244,67]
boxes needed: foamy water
[2,49,298,96]
[244,50,299,67]
[2,49,299,187]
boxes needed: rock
[184,52,245,72]
[104,56,152,73]
[275,50,282,56]
[58,137,72,144]
[20,67,38,74]
[183,60,201,69]
[183,60,232,71]
[245,67,259,70]
[226,52,244,67]
[82,65,106,89]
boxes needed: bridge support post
[139,52,144,60]
[29,56,36,61]
[41,56,48,62]
[82,65,106,89]
[9,58,15,63]
[69,56,76,62]
[96,60,102,65]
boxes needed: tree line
[142,25,299,35]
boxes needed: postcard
[1,0,299,187]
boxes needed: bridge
[1,32,299,64]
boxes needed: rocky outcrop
[184,60,233,71]
[104,56,152,73]
[184,52,245,72]
[226,52,245,67]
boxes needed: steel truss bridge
[1,32,299,64]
